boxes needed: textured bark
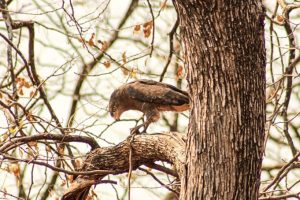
[62,132,185,199]
[63,1,265,199]
[172,1,266,199]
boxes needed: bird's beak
[113,113,120,121]
[110,112,114,118]
[115,115,120,121]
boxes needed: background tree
[1,0,300,200]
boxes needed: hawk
[108,79,189,133]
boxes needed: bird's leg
[130,121,149,134]
[130,115,146,135]
[130,124,142,135]
[130,111,159,134]
[141,120,151,133]
[141,110,160,133]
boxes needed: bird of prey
[108,79,189,133]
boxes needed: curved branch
[146,0,155,57]
[0,133,99,153]
[278,0,299,156]
[2,154,113,176]
[159,17,179,82]
[0,32,29,67]
[62,132,185,200]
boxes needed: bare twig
[259,192,300,200]
[67,0,138,127]
[159,17,179,82]
[144,162,178,178]
[0,133,99,153]
[139,167,179,196]
[2,154,114,176]
[146,0,155,57]
[262,151,300,192]
[277,0,299,156]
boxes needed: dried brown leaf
[143,29,151,38]
[177,66,183,77]
[160,0,167,9]
[88,33,95,46]
[9,163,20,178]
[101,41,108,51]
[122,52,127,64]
[23,81,31,88]
[133,24,141,34]
[103,61,111,68]
[45,145,51,153]
[28,141,37,147]
[18,88,24,96]
[122,68,129,76]
[277,15,284,22]
[75,158,82,168]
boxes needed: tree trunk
[172,1,266,199]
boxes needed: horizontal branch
[0,133,99,153]
[2,154,113,176]
[62,132,185,200]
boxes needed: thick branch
[62,132,185,200]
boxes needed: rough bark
[62,1,265,199]
[172,0,266,199]
[62,132,185,200]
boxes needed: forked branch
[62,132,185,200]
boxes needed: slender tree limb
[1,18,65,135]
[0,133,99,153]
[159,17,179,82]
[259,192,300,200]
[144,162,178,178]
[277,0,300,157]
[67,0,138,127]
[1,154,114,176]
[26,22,66,134]
[262,151,300,192]
[12,20,82,199]
[146,0,155,57]
[0,1,14,86]
[138,167,179,196]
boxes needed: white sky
[1,0,300,199]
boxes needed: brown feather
[108,79,190,132]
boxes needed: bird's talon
[108,79,189,136]
[140,129,147,134]
[130,128,140,135]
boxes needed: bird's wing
[126,80,189,106]
[139,79,188,96]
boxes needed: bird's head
[109,103,121,120]
[108,90,123,121]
